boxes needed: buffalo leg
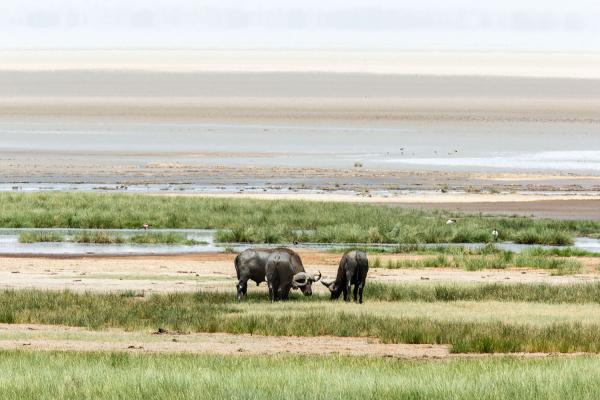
[353,283,359,303]
[267,281,275,302]
[344,283,352,302]
[358,281,365,304]
[236,279,248,302]
[344,271,353,302]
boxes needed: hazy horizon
[2,0,600,51]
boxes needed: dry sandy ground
[3,80,599,125]
[0,251,598,294]
[0,323,596,360]
[0,323,449,359]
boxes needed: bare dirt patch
[0,323,596,360]
[0,251,598,294]
[0,323,449,359]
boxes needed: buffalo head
[321,279,343,300]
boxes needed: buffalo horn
[310,271,322,282]
[292,272,309,287]
[321,279,334,288]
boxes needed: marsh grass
[20,231,200,245]
[513,228,574,246]
[2,286,600,352]
[2,351,600,399]
[332,243,505,255]
[523,246,600,257]
[74,231,125,244]
[374,253,582,273]
[364,282,600,303]
[128,232,200,245]
[2,193,597,245]
[513,254,582,275]
[18,232,64,243]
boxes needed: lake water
[2,121,600,174]
[0,228,598,256]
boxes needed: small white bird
[492,229,499,242]
[446,219,456,225]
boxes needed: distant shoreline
[2,50,600,79]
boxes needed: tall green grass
[2,288,600,352]
[332,243,505,255]
[375,253,583,274]
[19,231,200,245]
[2,351,600,399]
[18,232,64,243]
[128,232,201,245]
[74,231,125,244]
[1,192,598,245]
[523,246,600,257]
[364,282,600,303]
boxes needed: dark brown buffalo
[322,250,368,303]
[265,248,321,301]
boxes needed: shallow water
[2,121,600,174]
[1,228,598,256]
[0,229,221,255]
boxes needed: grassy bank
[3,287,600,352]
[337,244,600,257]
[18,231,201,245]
[364,282,600,303]
[373,252,584,275]
[2,192,599,245]
[2,351,600,400]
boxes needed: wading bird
[492,229,499,242]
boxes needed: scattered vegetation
[373,252,583,274]
[513,228,573,246]
[523,246,600,257]
[364,281,600,303]
[18,232,64,243]
[20,230,200,245]
[2,287,600,353]
[331,243,504,255]
[2,351,600,399]
[73,231,125,244]
[128,232,201,245]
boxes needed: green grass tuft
[18,232,64,243]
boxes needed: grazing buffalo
[321,250,368,303]
[234,248,274,301]
[265,248,321,301]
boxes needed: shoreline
[3,50,600,79]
